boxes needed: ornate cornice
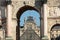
[0,1,7,6]
[0,1,12,6]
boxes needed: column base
[42,36,49,40]
[6,36,13,40]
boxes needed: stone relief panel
[12,1,25,18]
[47,0,60,7]
[12,1,40,18]
[48,7,60,17]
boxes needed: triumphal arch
[0,0,60,40]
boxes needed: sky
[20,10,40,26]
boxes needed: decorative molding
[12,18,17,20]
[48,17,60,19]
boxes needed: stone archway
[16,5,41,40]
[50,24,60,40]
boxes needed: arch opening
[50,24,60,40]
[20,10,40,27]
[16,5,41,40]
[16,5,40,19]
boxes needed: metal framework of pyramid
[20,27,40,40]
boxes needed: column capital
[6,1,12,5]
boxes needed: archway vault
[16,5,41,19]
[50,24,60,40]
[50,24,60,31]
[16,5,41,40]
